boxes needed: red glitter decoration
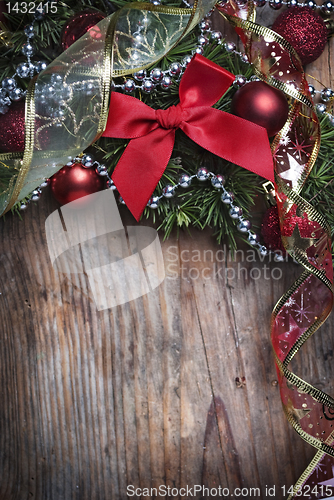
[61,10,106,51]
[50,162,105,205]
[231,81,289,137]
[0,102,26,153]
[272,7,328,66]
[261,205,286,255]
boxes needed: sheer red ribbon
[102,54,274,221]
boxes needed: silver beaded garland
[81,154,94,168]
[142,80,155,93]
[179,173,192,188]
[211,174,225,189]
[134,69,146,81]
[106,179,117,190]
[124,79,136,93]
[221,192,234,204]
[150,68,163,82]
[196,167,209,181]
[321,88,334,102]
[147,195,160,208]
[161,76,173,89]
[169,62,182,76]
[95,164,109,176]
[229,206,243,219]
[237,219,251,232]
[162,185,175,198]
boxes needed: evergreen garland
[1,0,334,253]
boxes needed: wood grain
[0,10,334,500]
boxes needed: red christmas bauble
[272,7,327,66]
[61,10,106,51]
[0,101,50,153]
[231,81,289,137]
[261,205,286,255]
[50,163,105,205]
[0,102,25,152]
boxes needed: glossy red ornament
[272,7,327,66]
[231,81,289,137]
[61,10,106,51]
[50,163,105,205]
[261,205,286,255]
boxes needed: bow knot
[155,105,185,130]
[102,54,274,221]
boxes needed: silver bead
[274,253,284,262]
[198,35,209,46]
[134,69,146,81]
[35,61,47,74]
[8,87,24,101]
[195,46,204,55]
[211,174,225,189]
[328,114,334,127]
[0,96,10,107]
[124,79,136,93]
[250,75,260,82]
[81,154,94,168]
[237,219,251,232]
[24,24,35,37]
[259,245,268,256]
[169,62,182,76]
[2,77,16,91]
[151,0,161,5]
[254,0,266,5]
[106,178,117,190]
[20,202,28,210]
[229,206,243,219]
[160,76,172,89]
[142,80,155,93]
[83,82,95,96]
[95,164,108,176]
[316,103,327,115]
[147,195,160,208]
[221,191,234,204]
[162,184,175,198]
[248,233,259,245]
[39,179,50,188]
[199,18,212,30]
[31,189,42,201]
[119,196,126,205]
[16,62,34,79]
[0,89,7,99]
[179,173,192,188]
[308,84,316,97]
[321,0,334,14]
[196,167,209,181]
[150,68,163,82]
[34,8,45,20]
[287,0,298,5]
[321,88,333,103]
[225,42,236,53]
[0,105,9,114]
[21,43,34,57]
[182,55,192,67]
[240,53,249,64]
[233,75,247,88]
[269,0,283,8]
[304,0,316,8]
[210,30,222,41]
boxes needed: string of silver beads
[0,2,50,114]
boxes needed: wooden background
[1,7,334,500]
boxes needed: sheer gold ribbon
[0,0,216,216]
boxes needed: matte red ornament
[272,7,327,66]
[231,81,289,137]
[61,10,106,51]
[261,205,286,255]
[50,163,104,205]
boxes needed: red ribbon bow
[102,54,274,221]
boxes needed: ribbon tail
[181,108,274,182]
[112,128,176,221]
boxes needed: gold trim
[3,78,36,214]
